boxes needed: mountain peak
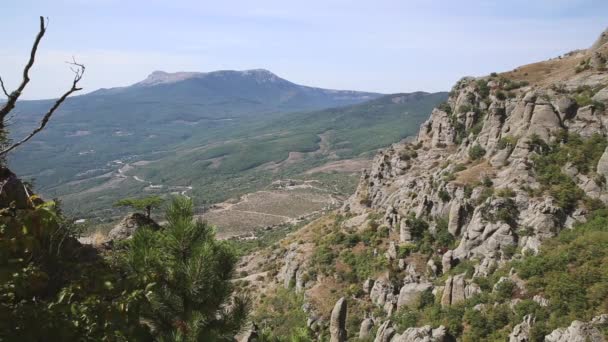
[134,69,283,87]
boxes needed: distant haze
[1,0,607,99]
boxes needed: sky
[1,0,607,99]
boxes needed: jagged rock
[441,273,473,306]
[447,201,466,236]
[374,321,397,342]
[532,294,549,307]
[330,298,347,342]
[393,325,449,342]
[417,108,457,148]
[568,106,602,138]
[509,315,534,342]
[363,278,375,294]
[400,218,413,242]
[441,250,455,274]
[590,27,608,51]
[426,258,438,276]
[545,315,607,342]
[280,243,304,289]
[454,197,518,260]
[370,277,395,307]
[399,259,407,270]
[387,241,398,260]
[554,96,577,121]
[597,146,608,180]
[359,318,374,339]
[397,280,433,308]
[107,213,160,242]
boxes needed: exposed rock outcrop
[359,318,374,339]
[544,314,607,342]
[509,315,534,342]
[329,297,347,342]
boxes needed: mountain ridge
[239,27,608,341]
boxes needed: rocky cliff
[240,28,608,341]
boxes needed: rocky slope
[238,28,608,341]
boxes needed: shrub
[406,215,429,241]
[497,135,518,150]
[468,144,486,160]
[495,91,507,100]
[437,102,452,114]
[496,187,516,198]
[438,189,451,202]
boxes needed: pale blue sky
[1,0,607,99]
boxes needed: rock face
[509,315,534,342]
[344,54,608,279]
[397,280,433,308]
[107,212,160,241]
[255,28,608,342]
[329,297,347,342]
[393,325,448,342]
[544,314,607,342]
[375,322,448,342]
[441,273,479,306]
[374,321,397,342]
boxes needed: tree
[114,195,164,218]
[122,196,250,340]
[0,16,85,158]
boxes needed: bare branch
[0,63,85,157]
[0,16,47,127]
[0,77,9,97]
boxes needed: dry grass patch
[454,160,495,185]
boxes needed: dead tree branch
[0,61,84,157]
[0,16,47,127]
[0,77,9,97]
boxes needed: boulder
[359,318,374,339]
[397,280,433,308]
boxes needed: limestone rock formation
[544,314,607,342]
[392,325,448,342]
[329,297,347,342]
[359,318,374,339]
[509,315,534,342]
[397,279,433,308]
[374,321,397,342]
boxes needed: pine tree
[124,196,249,341]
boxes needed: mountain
[7,71,446,218]
[238,28,608,340]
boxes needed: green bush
[531,133,607,211]
[497,135,518,150]
[468,144,486,160]
[515,209,608,326]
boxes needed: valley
[8,76,445,235]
